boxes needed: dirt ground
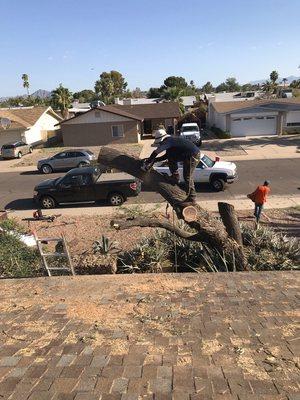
[13,143,143,167]
[17,207,300,263]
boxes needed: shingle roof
[99,105,144,121]
[212,98,300,114]
[0,107,61,130]
[60,105,144,125]
[112,102,181,119]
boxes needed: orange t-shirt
[252,185,270,204]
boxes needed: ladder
[35,235,75,276]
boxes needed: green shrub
[0,219,41,278]
[211,126,231,139]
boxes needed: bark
[98,147,248,271]
[218,202,243,245]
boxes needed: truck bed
[97,172,136,183]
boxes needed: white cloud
[47,56,53,61]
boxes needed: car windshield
[202,154,215,167]
[182,126,199,132]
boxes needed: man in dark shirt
[144,130,201,204]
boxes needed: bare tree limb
[99,147,248,271]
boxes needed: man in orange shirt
[247,181,270,224]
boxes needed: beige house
[0,106,62,147]
[60,103,181,146]
[113,102,180,135]
[208,98,300,137]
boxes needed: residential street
[1,158,299,211]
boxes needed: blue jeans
[254,203,263,222]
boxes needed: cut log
[99,147,248,271]
[218,202,243,245]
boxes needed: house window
[255,117,264,120]
[112,125,124,138]
[95,111,101,118]
[266,116,275,120]
[287,122,300,126]
[233,118,241,121]
[243,117,252,120]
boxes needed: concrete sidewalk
[9,194,300,219]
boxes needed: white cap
[153,129,168,144]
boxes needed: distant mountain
[250,75,300,85]
[0,89,51,102]
[30,89,52,98]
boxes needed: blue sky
[1,0,300,96]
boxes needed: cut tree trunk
[218,202,243,245]
[98,147,248,271]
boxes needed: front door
[143,120,152,135]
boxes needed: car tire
[78,161,88,168]
[29,147,33,153]
[40,196,56,209]
[41,164,53,174]
[108,192,125,206]
[197,139,202,147]
[17,152,22,158]
[210,178,225,192]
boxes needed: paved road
[1,158,299,211]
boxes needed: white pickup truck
[154,153,237,191]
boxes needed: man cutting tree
[142,130,201,206]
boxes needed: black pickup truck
[34,167,141,208]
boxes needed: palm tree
[51,84,73,119]
[162,87,185,114]
[270,70,279,85]
[22,74,30,96]
[261,80,276,98]
[282,78,288,87]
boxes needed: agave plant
[92,235,120,255]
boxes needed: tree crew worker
[247,180,270,224]
[143,130,201,205]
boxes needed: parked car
[154,153,237,191]
[1,141,33,159]
[34,166,141,208]
[179,123,202,146]
[37,149,96,174]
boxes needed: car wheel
[41,164,53,174]
[17,152,22,158]
[211,178,225,192]
[29,147,33,153]
[108,192,125,206]
[197,139,202,147]
[78,161,88,168]
[40,196,56,209]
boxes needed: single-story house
[113,102,180,135]
[114,97,161,105]
[206,91,262,103]
[0,106,62,147]
[60,103,181,146]
[208,98,300,137]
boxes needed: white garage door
[231,116,277,137]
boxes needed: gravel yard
[17,207,299,260]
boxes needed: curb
[9,195,300,219]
